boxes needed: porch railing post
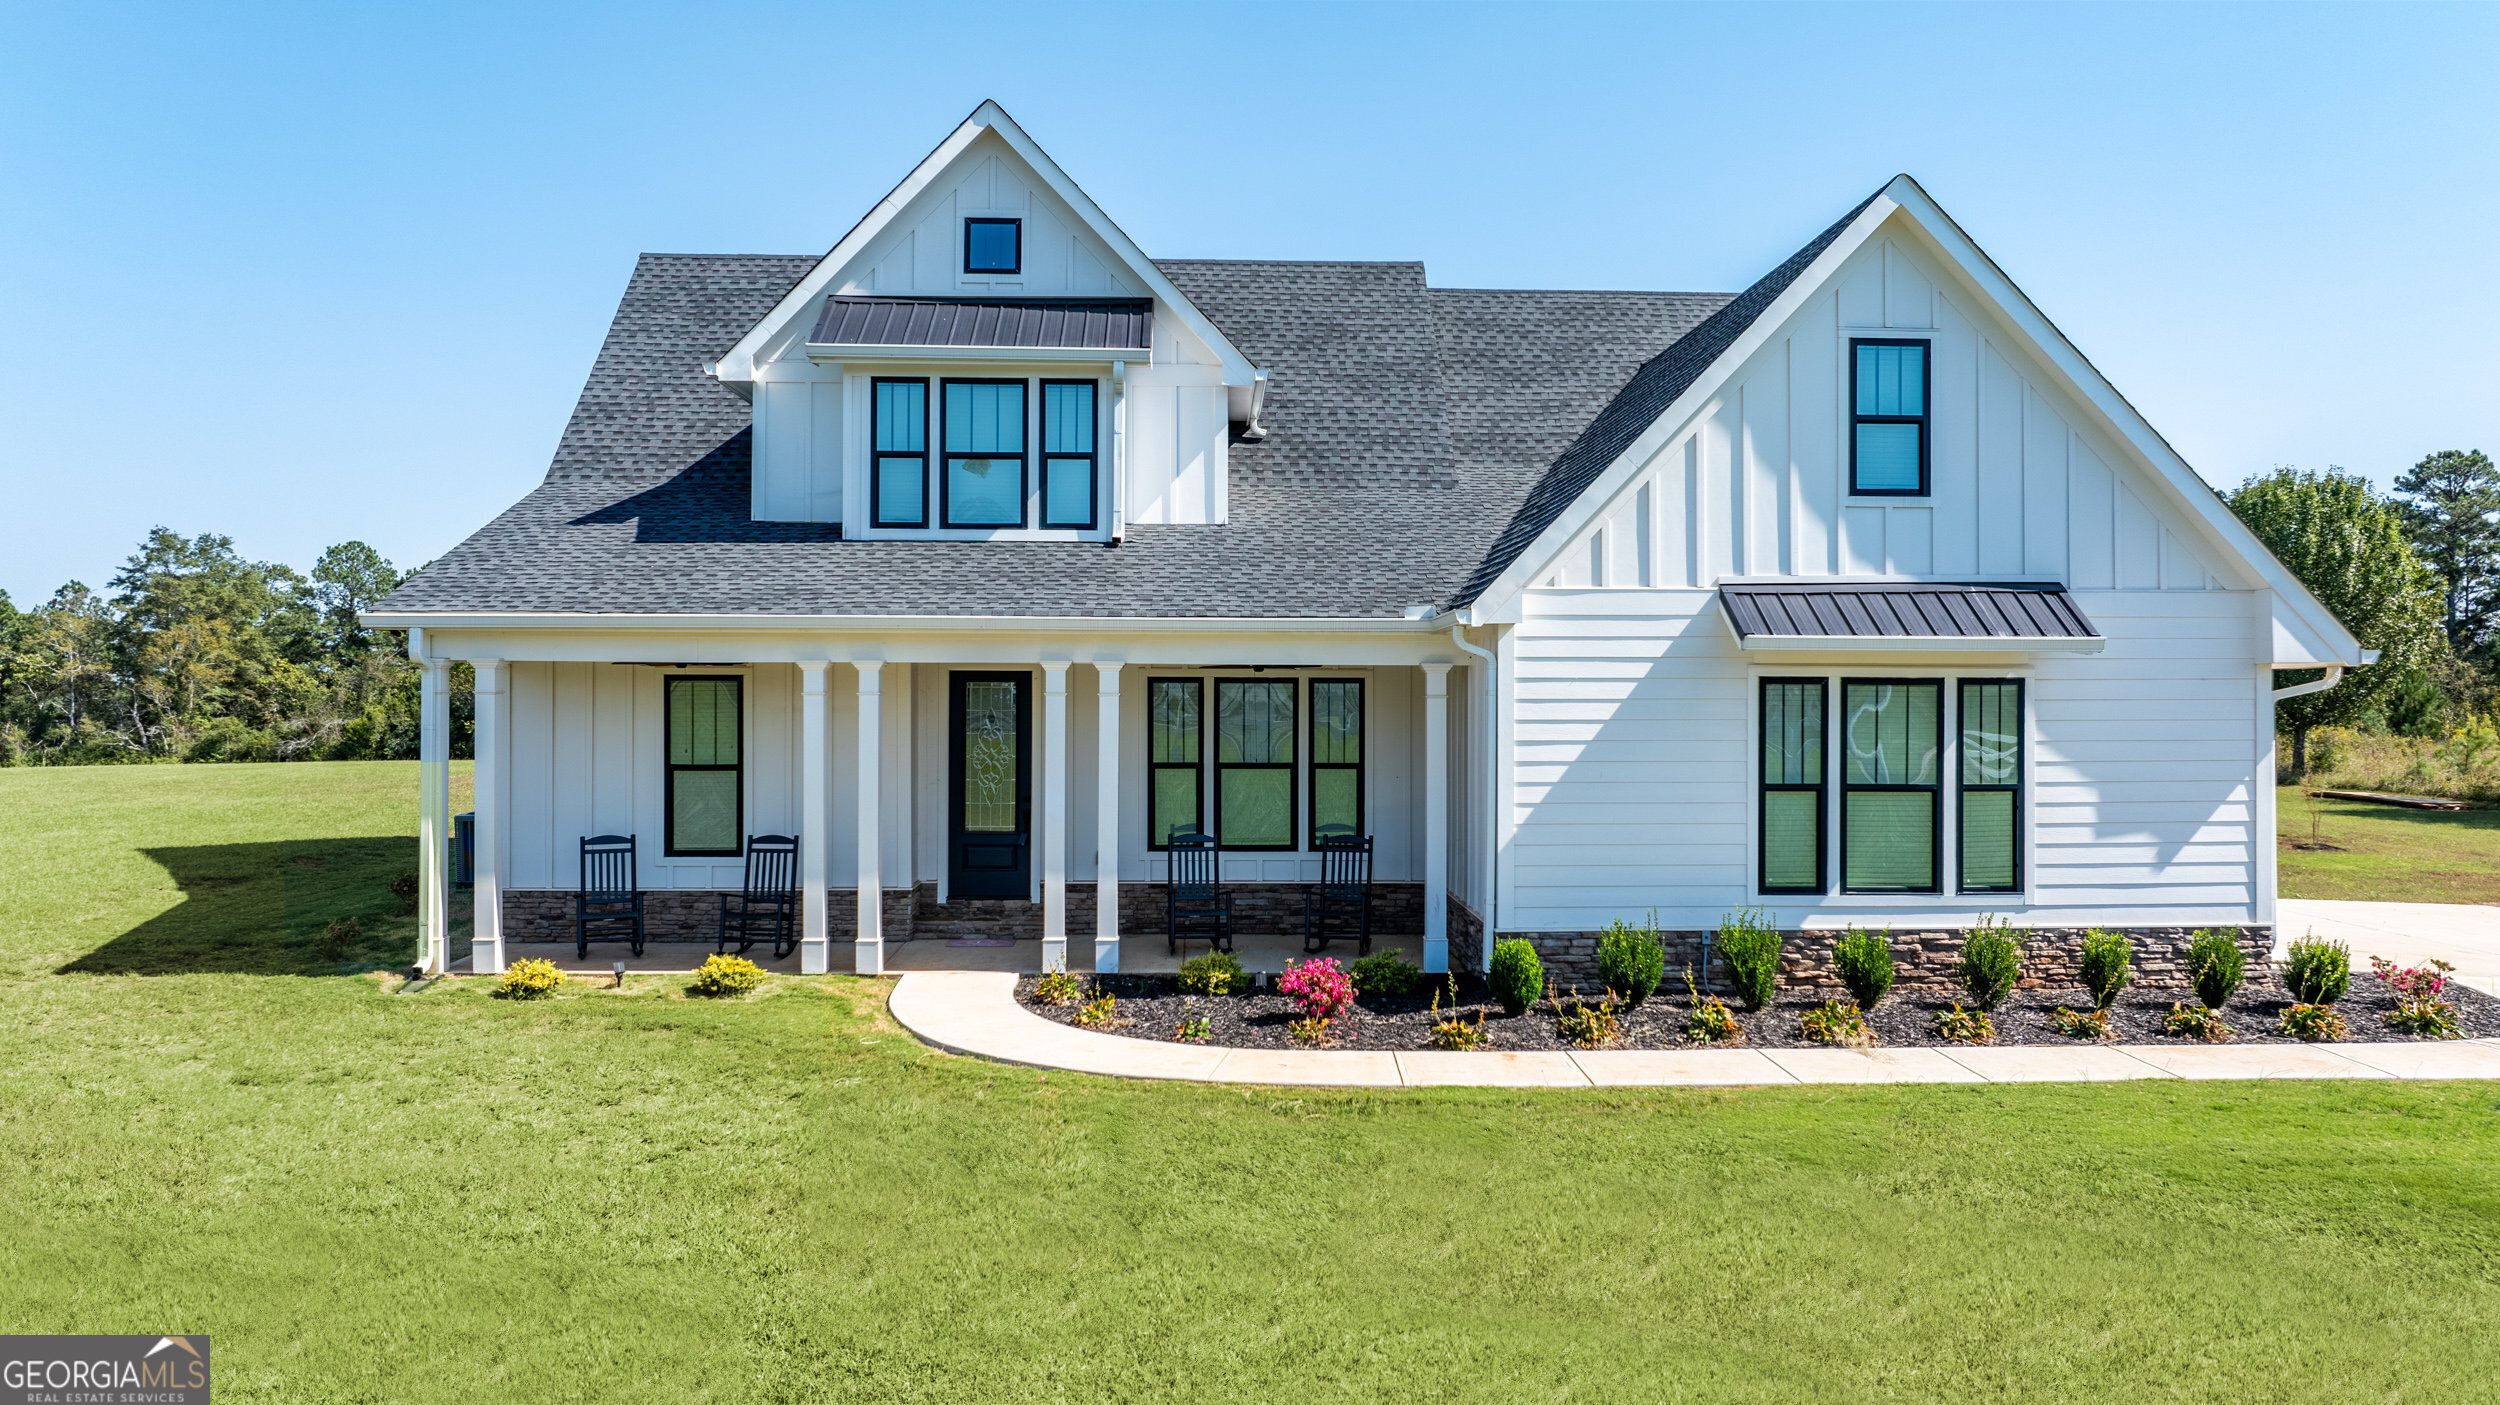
[417,653,451,976]
[798,662,830,974]
[1040,661,1070,974]
[1094,662,1123,973]
[471,659,506,975]
[1422,662,1451,974]
[855,661,885,976]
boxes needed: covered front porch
[406,623,1487,983]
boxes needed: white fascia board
[711,102,1258,391]
[1878,178,2366,666]
[1466,195,1905,621]
[359,610,1438,635]
[805,344,1142,366]
[1733,634,2106,655]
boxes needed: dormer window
[964,218,1021,274]
[942,379,1027,527]
[871,378,929,528]
[1850,339,1928,495]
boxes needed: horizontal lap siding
[1506,590,2264,930]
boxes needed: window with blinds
[1147,678,1202,849]
[1959,680,2024,892]
[1759,678,1827,893]
[665,676,742,856]
[1214,679,1296,850]
[1841,679,1941,892]
[1309,679,1363,847]
[871,378,928,527]
[1850,339,1929,495]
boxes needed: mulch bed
[1016,972,2500,1053]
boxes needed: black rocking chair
[1303,833,1374,955]
[718,834,801,959]
[1165,831,1234,956]
[575,834,646,959]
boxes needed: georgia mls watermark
[1,1337,208,1404]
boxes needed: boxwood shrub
[1596,917,1666,1007]
[1488,939,1544,1017]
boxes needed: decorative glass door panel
[948,673,1031,898]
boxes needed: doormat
[946,938,1018,948]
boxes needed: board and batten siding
[1502,589,2266,933]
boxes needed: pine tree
[2393,449,2500,653]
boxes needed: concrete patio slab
[1394,1051,1591,1087]
[1940,1045,2176,1082]
[1572,1048,1795,1086]
[1760,1047,1988,1083]
[2115,1043,2392,1080]
[2321,1039,2500,1081]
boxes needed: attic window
[1850,339,1928,495]
[965,218,1021,275]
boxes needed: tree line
[2,451,2492,768]
[0,528,470,765]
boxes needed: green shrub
[1682,967,1742,1043]
[1595,917,1667,1008]
[1930,1003,1994,1044]
[1555,989,1620,1049]
[1488,939,1543,1016]
[2280,1003,2347,1042]
[1032,969,1086,1005]
[1830,927,1894,1010]
[1798,999,1873,1047]
[2078,928,2133,1010]
[2281,934,2351,1005]
[1348,952,1425,1000]
[2188,929,2245,1010]
[1954,917,2023,1011]
[2164,1000,2230,1041]
[2049,1005,2109,1040]
[1177,950,1248,996]
[689,953,765,998]
[497,958,565,1000]
[1715,908,1782,1012]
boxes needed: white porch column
[1093,662,1123,973]
[798,662,831,974]
[1422,663,1451,974]
[854,661,885,975]
[470,660,507,975]
[417,654,451,975]
[1040,661,1071,973]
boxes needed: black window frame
[1307,676,1364,850]
[869,376,929,529]
[1848,337,1931,497]
[963,217,1022,274]
[939,377,1028,530]
[1145,676,1203,852]
[1957,678,2025,894]
[1838,676,1943,895]
[1757,677,1828,895]
[663,673,744,858]
[1212,677,1298,853]
[1037,378,1099,531]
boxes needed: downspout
[1110,360,1128,544]
[1449,622,1497,970]
[2271,665,2344,702]
[1239,369,1270,441]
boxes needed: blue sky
[2,1,2493,602]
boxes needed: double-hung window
[1841,679,1941,892]
[942,379,1025,528]
[1850,339,1929,495]
[871,378,928,527]
[1758,679,1826,893]
[665,676,742,856]
[1959,680,2024,892]
[1147,678,1203,848]
[1214,679,1296,850]
[1309,679,1363,846]
[1039,380,1097,529]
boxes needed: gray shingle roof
[385,218,1908,618]
[808,297,1151,351]
[1720,583,2099,640]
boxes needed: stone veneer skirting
[501,881,1428,945]
[1511,925,2276,993]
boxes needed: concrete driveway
[2276,899,2500,997]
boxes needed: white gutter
[2271,664,2344,702]
[1447,623,1498,971]
[359,610,1448,634]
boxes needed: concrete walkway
[2276,899,2500,997]
[888,971,2500,1088]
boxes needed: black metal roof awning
[807,296,1152,352]
[1719,583,2103,652]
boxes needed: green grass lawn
[4,763,2499,1401]
[2277,784,2500,905]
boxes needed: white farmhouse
[369,101,2365,986]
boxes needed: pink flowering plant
[2371,955,2452,1002]
[1279,957,1355,1025]
[2372,956,2463,1038]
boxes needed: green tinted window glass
[1843,682,1939,785]
[1152,768,1200,847]
[1845,791,1934,891]
[1150,680,1200,763]
[1762,790,1821,889]
[667,679,738,765]
[1961,790,2016,890]
[1219,769,1292,848]
[1961,682,2021,785]
[1762,681,1822,784]
[671,770,738,854]
[1312,681,1361,765]
[1216,681,1296,764]
[1313,768,1359,838]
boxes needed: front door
[948,671,1032,899]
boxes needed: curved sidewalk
[886,972,2500,1088]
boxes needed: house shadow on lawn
[59,836,448,977]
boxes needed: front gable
[1468,179,2363,666]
